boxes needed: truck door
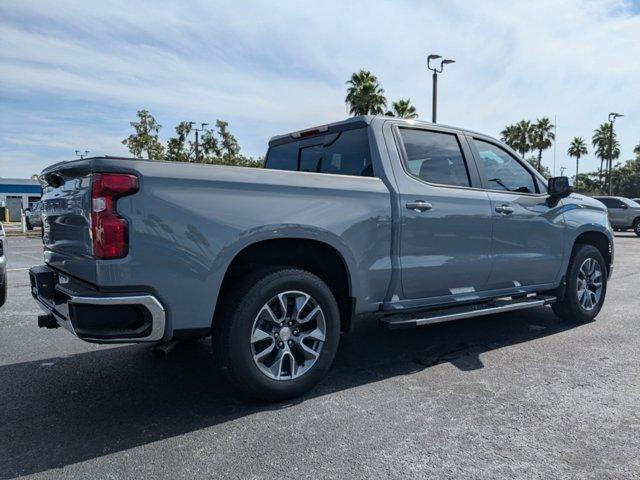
[469,137,565,289]
[389,125,494,301]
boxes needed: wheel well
[214,239,354,332]
[573,231,612,275]
[632,216,640,227]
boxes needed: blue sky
[1,0,639,178]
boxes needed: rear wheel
[633,219,640,237]
[25,218,33,231]
[552,244,607,323]
[213,267,340,401]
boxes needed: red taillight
[91,173,138,259]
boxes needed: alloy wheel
[576,258,603,311]
[250,291,326,381]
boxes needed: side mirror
[620,203,629,209]
[548,176,573,199]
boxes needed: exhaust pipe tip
[151,341,178,358]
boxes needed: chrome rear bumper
[30,265,166,343]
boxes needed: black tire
[0,272,7,308]
[633,219,640,237]
[212,267,340,401]
[552,244,607,323]
[25,218,33,231]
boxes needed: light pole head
[427,54,442,71]
[442,59,456,65]
[201,123,209,129]
[608,112,623,122]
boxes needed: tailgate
[41,161,97,284]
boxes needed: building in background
[0,178,42,222]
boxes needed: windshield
[626,198,640,208]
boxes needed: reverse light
[91,173,138,259]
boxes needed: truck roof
[268,115,487,146]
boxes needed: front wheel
[552,244,607,323]
[213,268,340,401]
[633,220,640,237]
[25,218,33,231]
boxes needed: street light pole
[432,70,438,123]
[607,112,623,195]
[427,54,455,123]
[188,122,209,162]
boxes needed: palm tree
[592,123,620,192]
[511,120,533,159]
[567,137,588,190]
[345,69,387,116]
[386,99,418,119]
[531,117,555,173]
[500,124,519,150]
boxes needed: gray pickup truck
[30,116,614,400]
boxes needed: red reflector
[91,173,138,259]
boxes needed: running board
[379,295,556,330]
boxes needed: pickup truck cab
[30,116,614,400]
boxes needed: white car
[0,223,6,307]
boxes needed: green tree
[592,123,620,192]
[165,121,193,162]
[567,136,588,189]
[215,120,240,160]
[610,157,640,198]
[386,98,418,119]
[122,110,165,160]
[531,117,555,173]
[500,124,519,150]
[633,141,640,158]
[503,120,533,159]
[525,157,551,179]
[345,70,387,116]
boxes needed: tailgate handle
[406,201,433,212]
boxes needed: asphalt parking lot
[1,234,639,479]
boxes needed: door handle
[406,201,433,212]
[495,204,514,215]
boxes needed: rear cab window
[265,127,373,177]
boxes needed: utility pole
[607,113,623,195]
[188,122,209,162]
[427,54,455,123]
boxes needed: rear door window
[398,128,471,187]
[264,127,373,177]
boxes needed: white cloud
[0,0,639,178]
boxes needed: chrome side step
[379,295,556,330]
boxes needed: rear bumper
[29,265,166,343]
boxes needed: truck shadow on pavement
[1,307,580,478]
